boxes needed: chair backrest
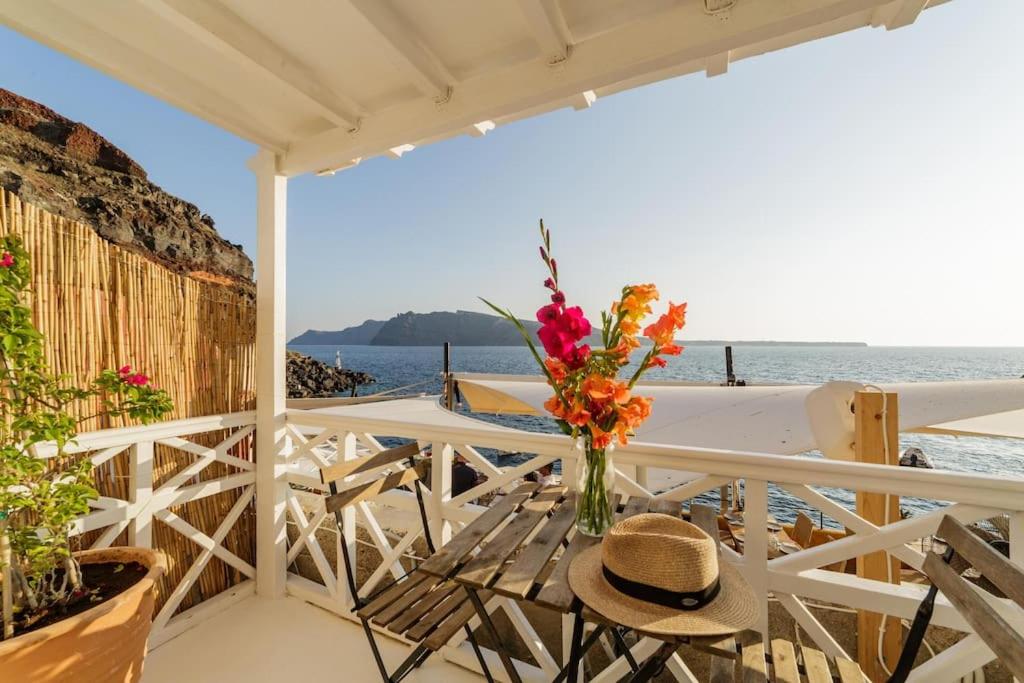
[922,516,1024,678]
[792,511,815,547]
[319,441,425,514]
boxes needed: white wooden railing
[282,404,1024,683]
[56,411,257,648]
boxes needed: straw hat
[568,513,757,636]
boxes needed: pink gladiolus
[543,277,556,291]
[536,303,560,324]
[550,290,565,305]
[564,344,591,370]
[557,306,591,340]
[537,324,575,361]
[0,252,13,268]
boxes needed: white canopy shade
[0,0,953,178]
[455,373,1024,456]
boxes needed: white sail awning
[454,373,1024,456]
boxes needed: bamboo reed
[0,189,257,615]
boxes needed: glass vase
[575,439,616,537]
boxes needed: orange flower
[630,284,659,303]
[619,319,640,336]
[590,423,614,449]
[544,357,569,382]
[619,396,653,428]
[565,401,592,427]
[659,344,683,356]
[582,374,631,405]
[665,301,687,328]
[646,356,667,369]
[544,394,566,419]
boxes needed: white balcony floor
[143,595,483,683]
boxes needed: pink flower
[556,306,591,341]
[564,344,591,370]
[550,291,565,305]
[536,303,561,324]
[118,365,132,375]
[0,252,13,268]
[543,277,556,291]
[126,373,149,386]
[537,324,575,361]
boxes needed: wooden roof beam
[877,0,930,30]
[142,0,364,130]
[348,0,455,103]
[515,0,573,64]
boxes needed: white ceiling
[0,0,950,177]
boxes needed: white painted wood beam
[250,149,289,598]
[142,0,364,129]
[282,0,900,176]
[347,0,454,101]
[515,0,572,63]
[386,144,415,159]
[0,0,289,151]
[467,121,496,138]
[883,0,930,29]
[570,90,597,110]
[706,51,730,77]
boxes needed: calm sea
[289,344,1024,523]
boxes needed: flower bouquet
[483,222,687,536]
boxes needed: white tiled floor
[143,596,483,682]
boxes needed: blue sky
[1,2,1022,346]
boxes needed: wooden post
[443,342,454,410]
[725,345,736,386]
[854,391,902,681]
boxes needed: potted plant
[0,236,173,681]
[484,221,687,536]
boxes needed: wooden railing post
[854,390,902,681]
[743,478,770,639]
[128,441,154,547]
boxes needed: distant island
[289,311,867,348]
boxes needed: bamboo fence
[0,188,257,615]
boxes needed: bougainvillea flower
[126,373,149,386]
[118,365,132,375]
[0,252,14,268]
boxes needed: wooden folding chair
[889,515,1024,680]
[318,442,495,683]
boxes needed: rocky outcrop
[286,351,374,398]
[0,88,252,288]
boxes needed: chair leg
[360,618,392,683]
[466,589,522,683]
[626,641,677,683]
[464,623,495,683]
[391,644,431,683]
[565,611,586,683]
[611,627,640,673]
[553,619,608,683]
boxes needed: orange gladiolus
[582,374,631,405]
[544,357,569,382]
[565,401,592,427]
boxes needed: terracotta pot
[0,547,166,683]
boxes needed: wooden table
[417,482,737,682]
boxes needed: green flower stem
[576,446,615,536]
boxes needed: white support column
[431,442,453,546]
[127,441,154,547]
[251,149,289,598]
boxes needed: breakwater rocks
[287,351,374,398]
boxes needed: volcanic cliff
[0,88,253,289]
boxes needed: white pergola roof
[1,0,949,177]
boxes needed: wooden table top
[418,483,683,615]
